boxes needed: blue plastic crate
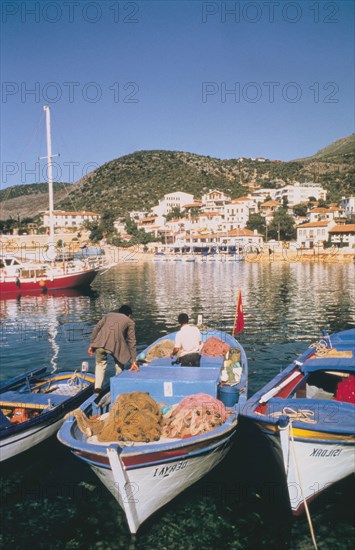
[110,366,220,405]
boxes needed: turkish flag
[232,289,244,335]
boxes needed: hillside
[0,183,71,219]
[1,136,354,220]
[297,134,355,160]
[57,144,355,216]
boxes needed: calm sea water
[1,260,354,549]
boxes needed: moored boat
[241,328,355,515]
[0,253,103,295]
[58,328,248,533]
[0,366,95,461]
[0,105,114,297]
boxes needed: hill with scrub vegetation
[1,135,354,222]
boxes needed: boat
[0,105,110,296]
[58,327,248,533]
[152,253,165,262]
[0,253,103,294]
[0,365,95,461]
[241,328,355,516]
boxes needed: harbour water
[1,261,354,549]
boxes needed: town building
[307,206,345,223]
[274,183,327,206]
[259,200,282,220]
[152,192,194,217]
[223,198,257,231]
[42,210,100,229]
[340,197,355,219]
[201,190,231,213]
[328,224,355,248]
[296,220,334,248]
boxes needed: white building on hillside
[152,192,194,217]
[223,198,257,231]
[250,188,277,204]
[307,206,345,223]
[201,190,231,213]
[42,210,100,229]
[274,183,327,206]
[188,212,224,233]
[340,197,355,219]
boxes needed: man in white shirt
[171,313,202,366]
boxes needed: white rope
[309,339,332,357]
[271,407,317,424]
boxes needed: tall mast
[43,105,55,253]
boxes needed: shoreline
[1,235,353,264]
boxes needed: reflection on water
[0,261,354,548]
[1,262,354,391]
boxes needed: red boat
[1,105,112,297]
[0,254,102,295]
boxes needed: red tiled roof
[297,221,331,228]
[260,200,281,207]
[329,224,355,233]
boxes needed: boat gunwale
[0,371,95,439]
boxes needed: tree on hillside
[293,203,308,217]
[124,216,138,236]
[317,198,328,208]
[267,208,296,241]
[166,207,184,221]
[246,213,266,236]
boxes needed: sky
[1,0,354,188]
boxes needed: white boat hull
[0,417,65,461]
[90,439,232,533]
[279,428,355,514]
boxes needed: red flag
[232,289,244,336]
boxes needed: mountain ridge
[1,135,354,220]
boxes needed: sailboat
[0,106,108,295]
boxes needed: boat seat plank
[301,356,355,373]
[0,390,69,408]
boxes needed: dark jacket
[90,312,136,364]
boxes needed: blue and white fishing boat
[241,329,355,516]
[58,328,248,534]
[0,366,95,461]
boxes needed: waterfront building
[296,220,334,248]
[328,224,355,248]
[42,210,100,229]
